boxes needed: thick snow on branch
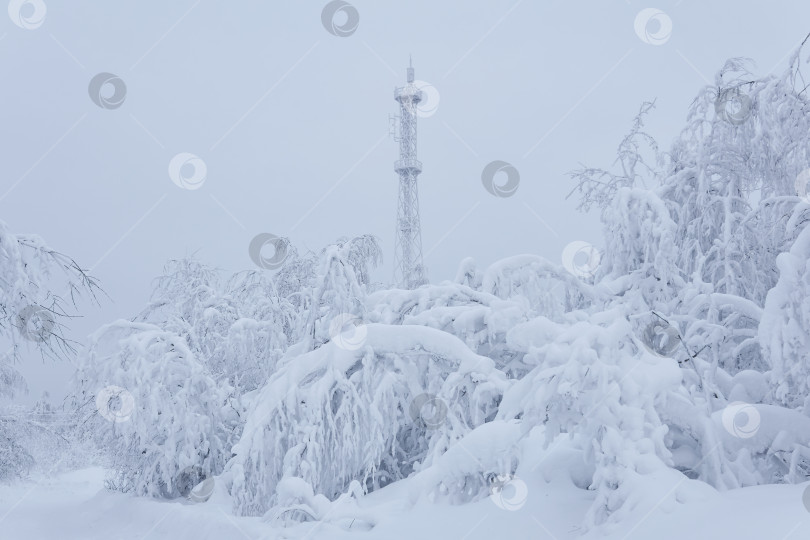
[0,220,99,369]
[229,322,509,516]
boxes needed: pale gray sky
[1,0,807,404]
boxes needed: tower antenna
[393,60,427,289]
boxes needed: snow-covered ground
[2,465,808,540]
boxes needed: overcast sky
[2,0,808,404]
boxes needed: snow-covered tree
[136,258,292,394]
[0,219,98,481]
[562,36,810,516]
[74,321,233,497]
[0,219,99,388]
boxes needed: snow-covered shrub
[367,281,533,383]
[74,321,233,497]
[453,257,482,289]
[299,235,382,351]
[481,255,595,318]
[136,259,291,394]
[498,308,682,525]
[760,224,810,409]
[228,323,508,516]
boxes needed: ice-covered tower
[393,59,427,289]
